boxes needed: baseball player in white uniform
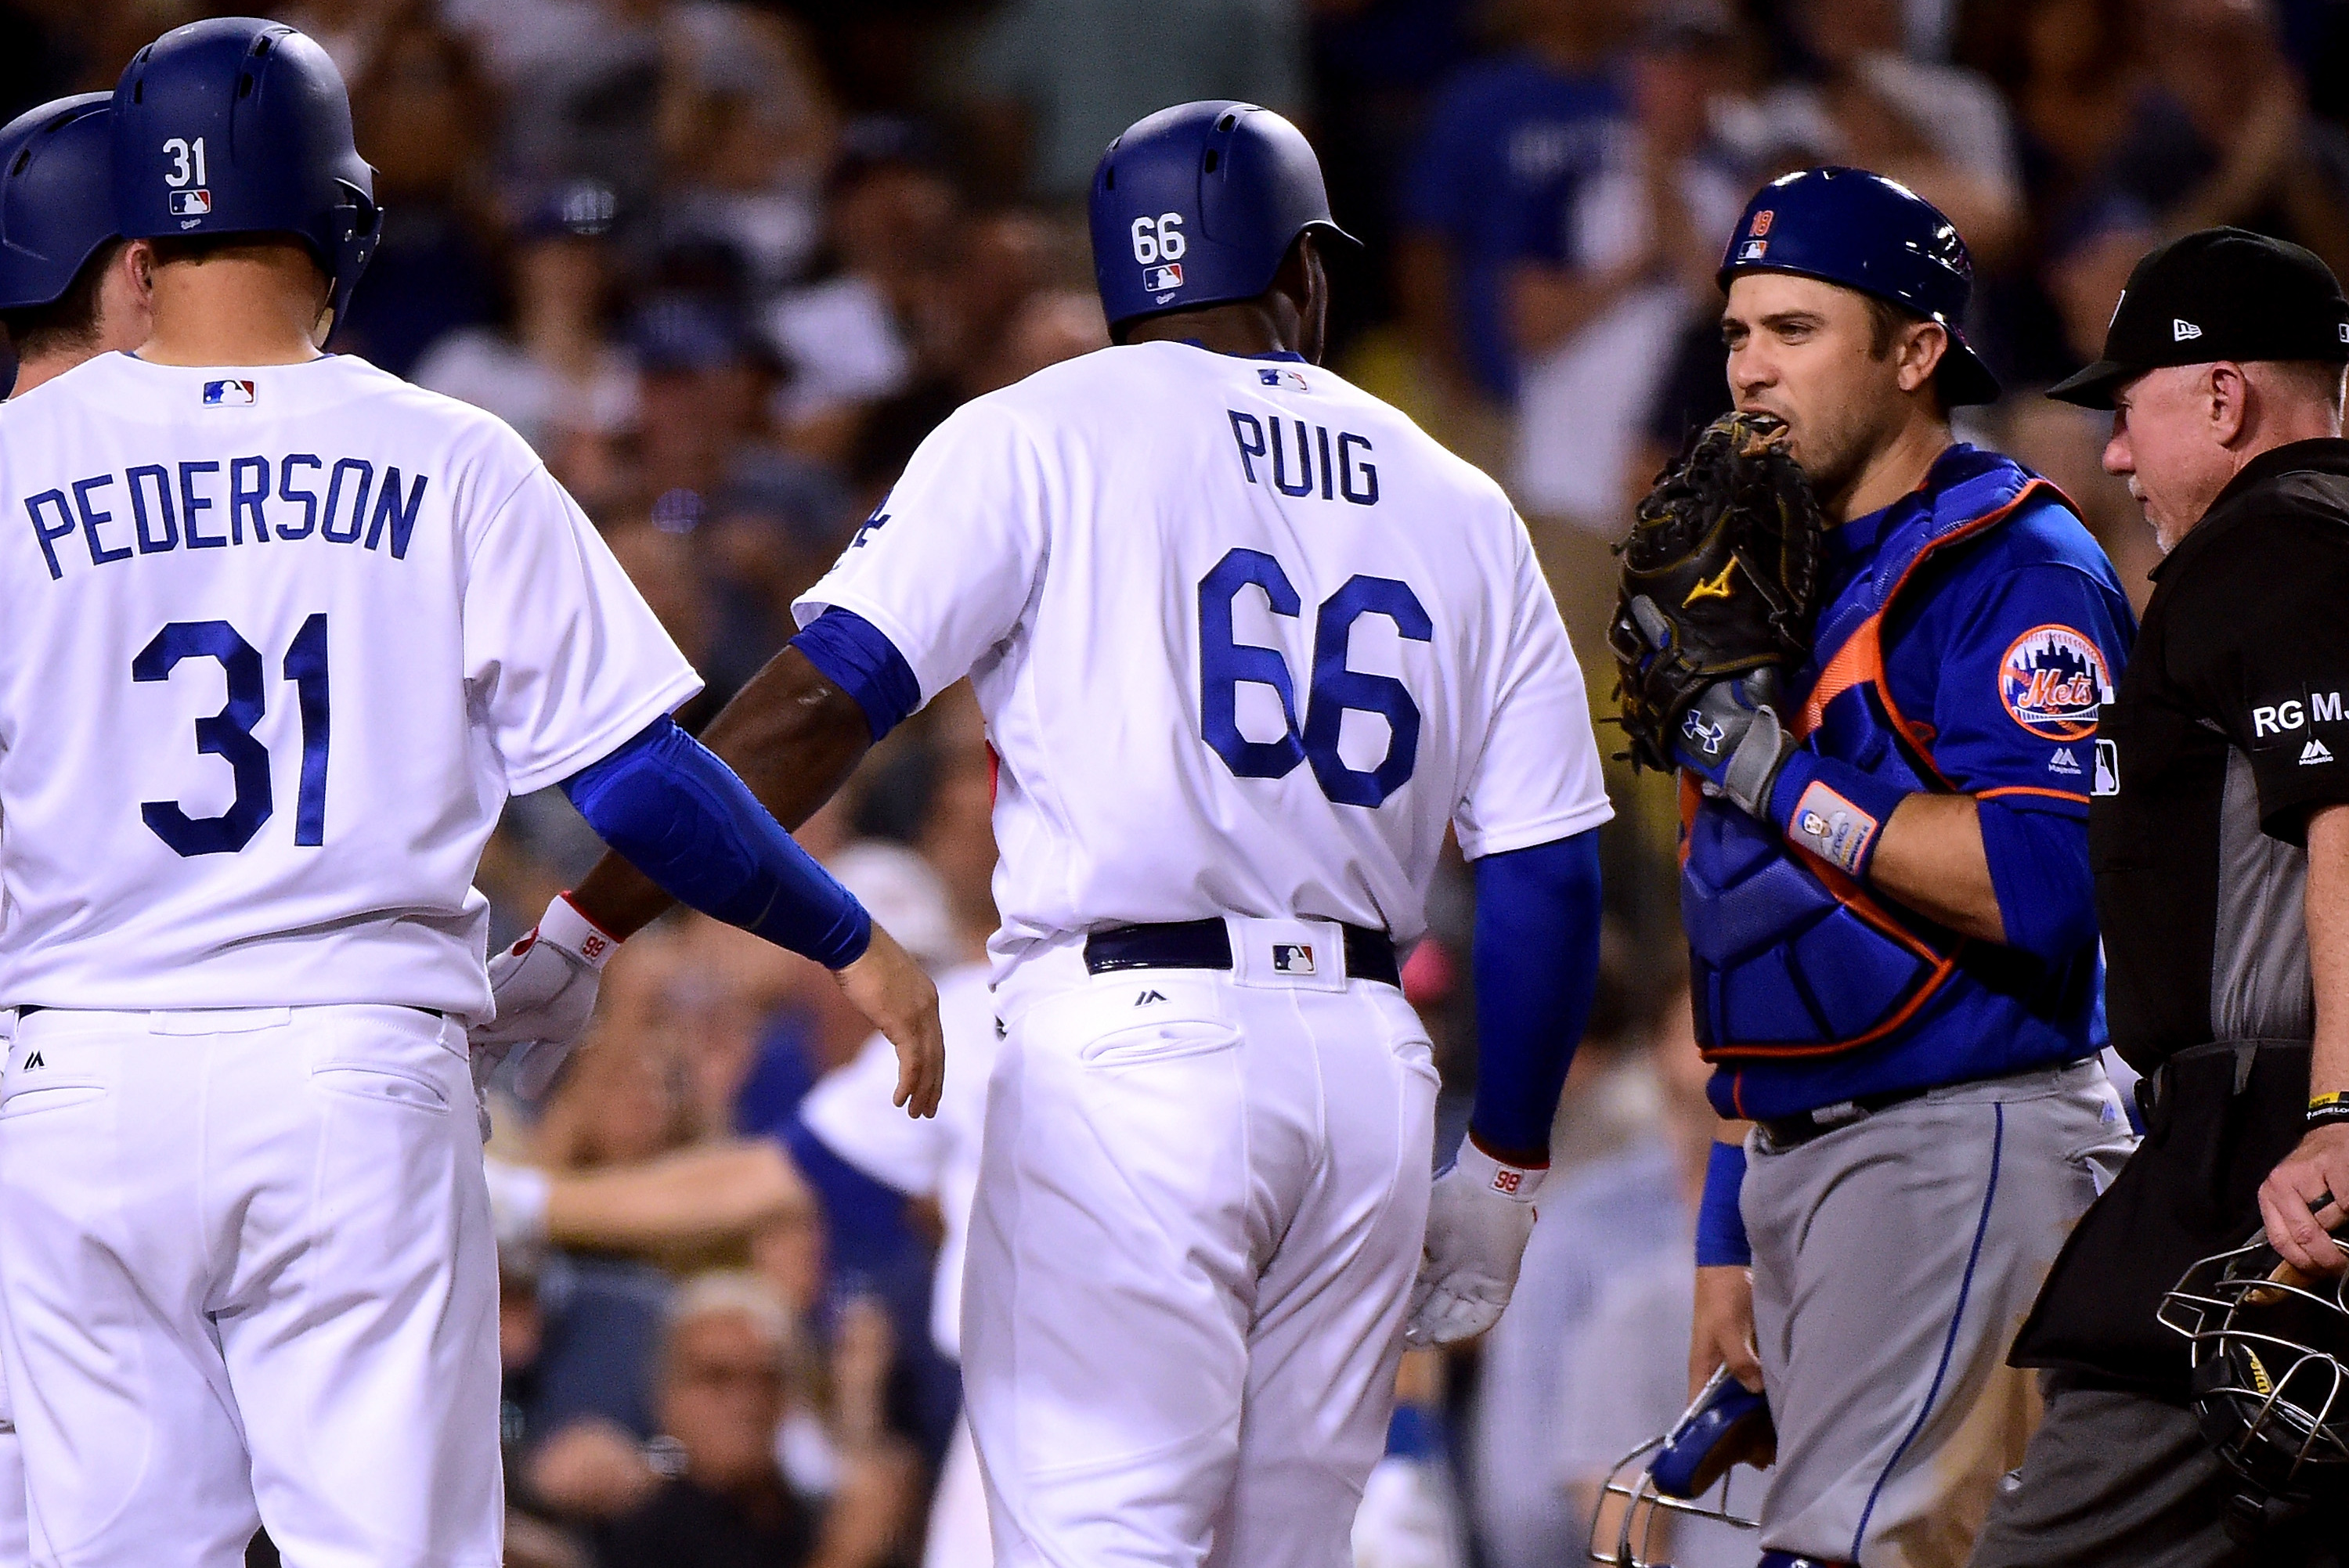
[0,88,153,1568]
[489,101,1615,1568]
[0,21,940,1566]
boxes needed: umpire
[1972,229,2349,1565]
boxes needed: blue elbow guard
[564,718,871,968]
[1469,830,1604,1162]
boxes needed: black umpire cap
[2048,227,2349,409]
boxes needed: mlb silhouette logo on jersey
[168,189,211,216]
[204,379,256,406]
[1272,943,1316,975]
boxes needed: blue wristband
[1696,1139,1752,1268]
[1766,750,1911,881]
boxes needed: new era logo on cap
[203,379,255,406]
[2174,318,2203,341]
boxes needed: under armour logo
[20,1051,42,1071]
[1135,989,1167,1006]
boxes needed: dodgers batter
[0,88,152,1568]
[0,20,940,1566]
[1674,170,2138,1566]
[502,100,1615,1566]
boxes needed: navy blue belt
[1084,919,1400,988]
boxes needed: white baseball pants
[0,1004,502,1568]
[964,921,1439,1568]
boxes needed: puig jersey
[0,353,699,1018]
[797,341,1611,975]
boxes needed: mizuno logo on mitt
[1683,560,1738,606]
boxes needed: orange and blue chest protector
[1683,445,2138,1121]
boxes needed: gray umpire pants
[1968,1374,2344,1568]
[1744,1060,2134,1567]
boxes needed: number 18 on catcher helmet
[111,16,381,341]
[1088,100,1357,337]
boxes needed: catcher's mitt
[1610,411,1825,773]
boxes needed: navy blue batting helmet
[1090,101,1356,336]
[0,93,120,315]
[1719,166,1998,406]
[112,17,381,339]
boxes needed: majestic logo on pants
[1271,943,1316,975]
[1999,625,2109,741]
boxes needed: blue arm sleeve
[1978,798,2097,967]
[1468,828,1604,1163]
[562,717,871,968]
[790,608,922,744]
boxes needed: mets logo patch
[1998,624,2107,741]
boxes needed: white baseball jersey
[796,341,1611,974]
[0,352,699,1019]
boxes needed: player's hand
[1690,1263,1764,1400]
[832,923,944,1119]
[1670,669,1795,820]
[1405,1138,1541,1347]
[468,892,619,1101]
[2258,1121,2349,1276]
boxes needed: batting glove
[471,892,619,1101]
[1670,667,1796,820]
[1404,1137,1543,1347]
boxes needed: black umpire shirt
[2015,438,2349,1388]
[2093,438,2349,1071]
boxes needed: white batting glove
[470,892,619,1101]
[1404,1137,1543,1347]
[483,1155,553,1268]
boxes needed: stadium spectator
[598,1273,915,1568]
[1398,0,1632,430]
[958,0,1307,202]
[412,182,640,462]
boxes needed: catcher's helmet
[1719,166,1998,407]
[1589,1366,1772,1567]
[1088,100,1357,337]
[0,94,119,315]
[2160,1234,2349,1541]
[111,16,381,340]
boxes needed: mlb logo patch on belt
[1271,943,1316,975]
[204,379,256,406]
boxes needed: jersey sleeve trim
[792,585,958,710]
[1456,795,1615,862]
[501,667,705,798]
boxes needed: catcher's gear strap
[563,715,873,968]
[1469,830,1602,1163]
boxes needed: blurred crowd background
[5,0,2340,1563]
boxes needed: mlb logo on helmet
[1737,238,1767,262]
[203,379,256,406]
[1999,624,2108,741]
[1144,263,1184,294]
[168,189,211,217]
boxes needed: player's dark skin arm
[572,236,1338,939]
[569,649,873,938]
